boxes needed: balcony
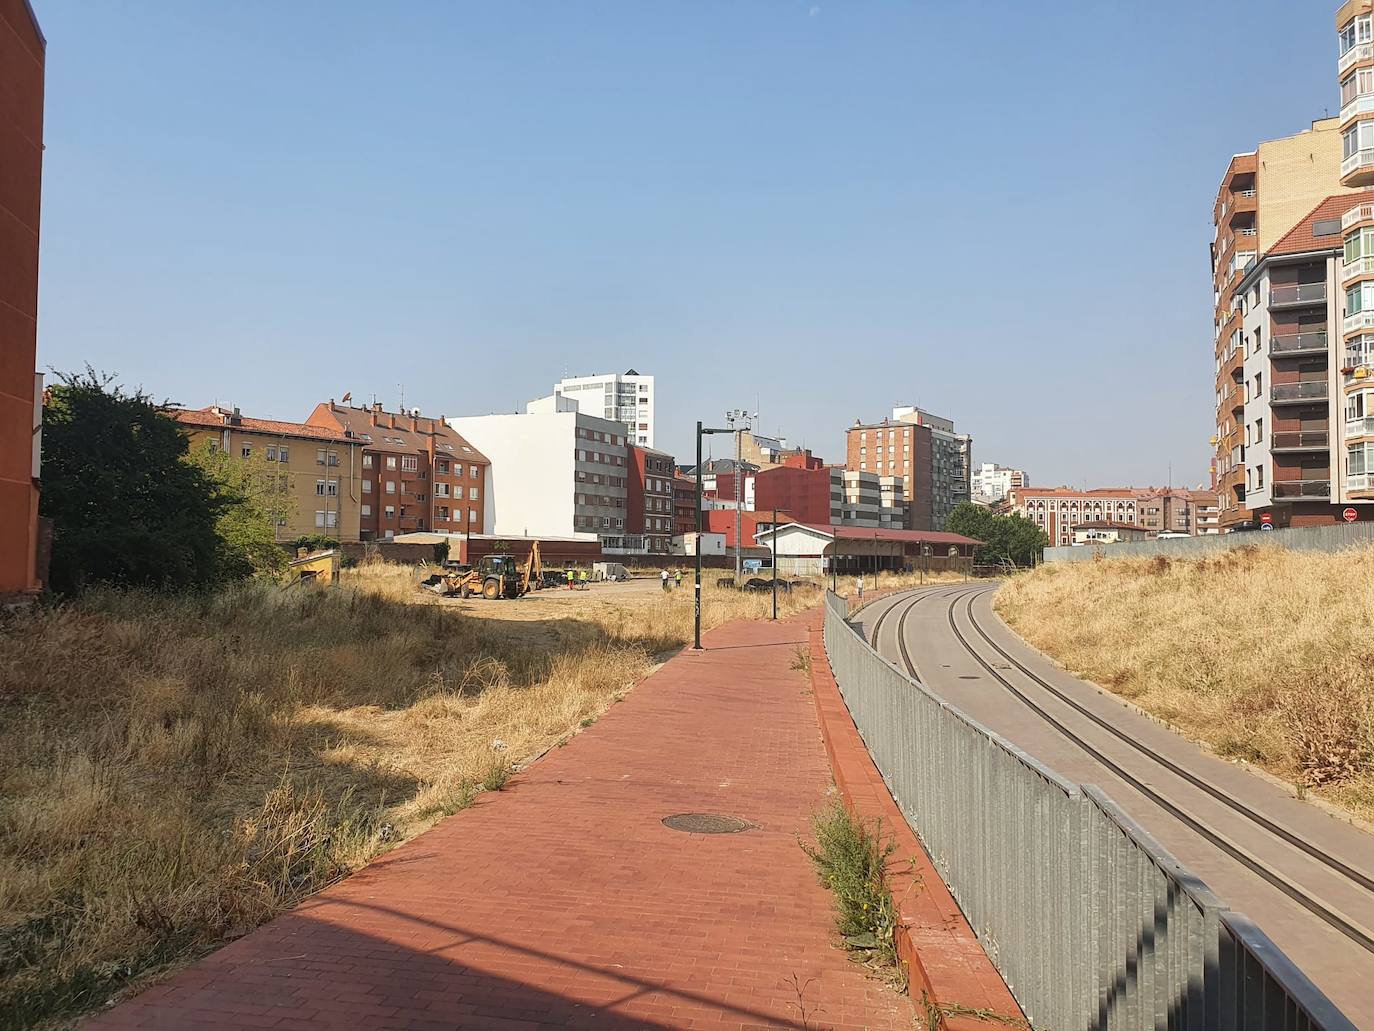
[1348,416,1374,439]
[1343,94,1374,124]
[1269,431,1329,452]
[1270,381,1328,405]
[1349,473,1374,494]
[1269,283,1327,308]
[1270,331,1328,356]
[1271,480,1332,500]
[1340,42,1372,75]
[1345,256,1374,284]
[1346,310,1374,335]
[1345,202,1374,230]
[1344,148,1374,183]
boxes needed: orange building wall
[0,0,44,598]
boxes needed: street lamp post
[694,420,734,650]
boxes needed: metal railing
[821,592,1353,1031]
[1269,381,1327,402]
[1269,431,1329,450]
[1269,283,1327,307]
[1270,331,1327,355]
[1271,479,1332,499]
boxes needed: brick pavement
[87,615,913,1030]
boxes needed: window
[435,483,449,497]
[363,453,373,469]
[469,509,477,523]
[1345,73,1359,107]
[386,480,397,494]
[317,448,327,465]
[401,455,418,472]
[469,487,478,500]
[314,510,337,529]
[326,481,338,497]
[266,446,277,462]
[384,505,395,518]
[386,455,397,470]
[316,479,326,496]
[361,504,372,517]
[470,465,479,478]
[278,446,289,463]
[438,506,449,520]
[437,460,449,474]
[327,451,339,467]
[241,445,253,458]
[362,479,372,493]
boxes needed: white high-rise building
[549,370,656,447]
[971,463,1028,502]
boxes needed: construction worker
[567,563,576,590]
[660,568,670,591]
[674,568,683,588]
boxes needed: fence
[1043,521,1374,564]
[822,592,1353,1031]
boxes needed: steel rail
[916,585,1374,955]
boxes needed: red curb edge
[806,609,1026,1031]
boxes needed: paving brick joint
[86,615,914,1030]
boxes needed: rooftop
[172,406,351,444]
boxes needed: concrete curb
[805,610,1025,1031]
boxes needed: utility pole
[724,408,752,584]
[695,420,733,650]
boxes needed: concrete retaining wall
[1043,522,1374,563]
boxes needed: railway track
[861,584,1374,960]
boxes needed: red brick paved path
[88,616,913,1030]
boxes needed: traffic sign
[1344,507,1359,523]
[1260,524,1274,531]
[1259,512,1273,525]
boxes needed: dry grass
[995,546,1374,821]
[0,563,822,1028]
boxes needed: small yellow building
[173,406,363,543]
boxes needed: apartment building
[1010,488,1141,550]
[307,402,488,540]
[1136,488,1222,536]
[845,406,971,530]
[672,474,698,538]
[174,407,364,541]
[971,463,1028,503]
[448,405,629,544]
[623,445,676,554]
[0,0,44,601]
[547,369,655,446]
[1211,112,1360,526]
[737,430,821,470]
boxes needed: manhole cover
[662,813,753,834]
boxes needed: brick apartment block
[0,0,44,600]
[307,402,488,540]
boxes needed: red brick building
[672,474,697,537]
[0,0,44,600]
[627,446,675,554]
[752,465,833,525]
[307,402,489,540]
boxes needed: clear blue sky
[33,0,1340,487]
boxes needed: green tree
[41,369,225,594]
[946,502,1048,569]
[946,502,995,545]
[185,440,292,578]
